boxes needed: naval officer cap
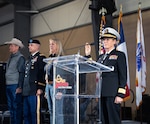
[101,27,120,41]
[29,39,41,45]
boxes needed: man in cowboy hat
[5,38,25,124]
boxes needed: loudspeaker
[121,107,132,120]
[136,94,150,123]
[0,62,7,104]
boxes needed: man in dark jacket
[23,39,46,124]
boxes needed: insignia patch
[104,29,109,33]
[31,56,38,63]
[109,55,118,60]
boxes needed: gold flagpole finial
[99,7,107,16]
[120,4,122,12]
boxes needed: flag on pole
[99,8,106,55]
[117,7,130,101]
[135,7,146,108]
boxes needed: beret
[29,39,41,44]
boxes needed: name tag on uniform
[109,55,118,60]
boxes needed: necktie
[103,54,108,61]
[98,54,108,64]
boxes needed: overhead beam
[38,0,75,13]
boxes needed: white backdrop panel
[30,0,91,37]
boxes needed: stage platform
[122,120,147,124]
[84,120,148,124]
[95,120,147,124]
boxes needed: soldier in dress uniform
[22,39,46,124]
[85,27,127,124]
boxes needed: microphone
[89,42,95,46]
[65,42,95,52]
[86,42,95,46]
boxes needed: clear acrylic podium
[43,54,113,124]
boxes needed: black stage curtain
[0,62,7,105]
[89,0,116,59]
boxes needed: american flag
[95,14,106,95]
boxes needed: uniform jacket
[23,52,46,96]
[97,49,127,98]
[47,54,56,82]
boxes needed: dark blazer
[47,54,56,82]
[23,52,46,96]
[98,49,127,98]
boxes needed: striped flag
[95,13,106,95]
[135,8,146,108]
[99,13,106,54]
[117,10,130,101]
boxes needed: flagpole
[117,5,126,120]
[118,4,133,120]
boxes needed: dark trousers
[101,97,121,124]
[23,95,41,124]
[6,84,23,124]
